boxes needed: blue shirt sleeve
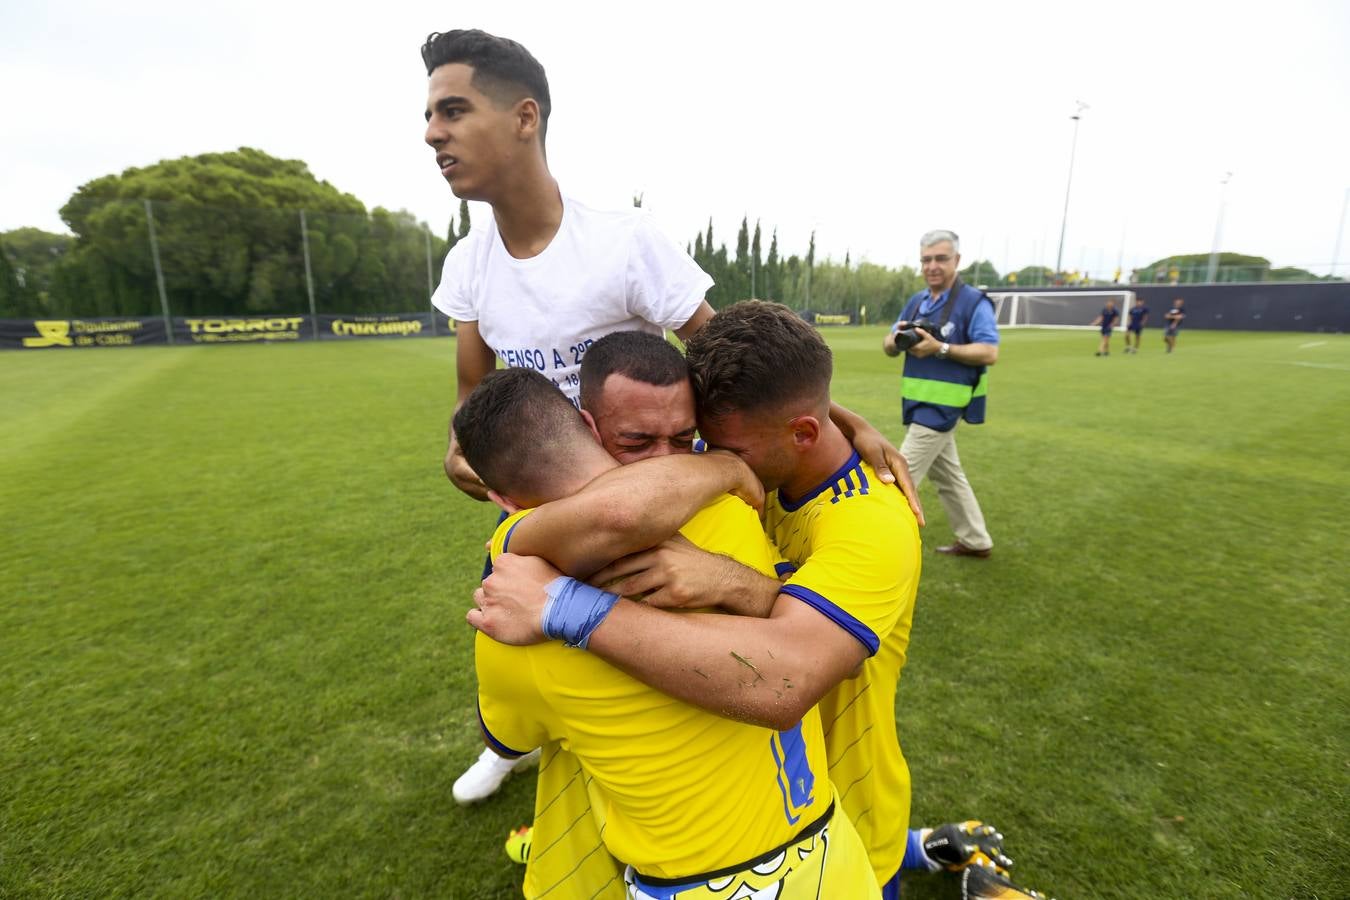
[968,300,1000,344]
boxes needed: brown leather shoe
[935,541,991,559]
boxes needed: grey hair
[920,229,960,253]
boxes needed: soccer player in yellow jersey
[474,304,1047,898]
[452,366,880,899]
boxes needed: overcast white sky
[3,0,1349,278]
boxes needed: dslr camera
[892,318,940,353]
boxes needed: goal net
[989,290,1135,329]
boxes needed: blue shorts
[1127,324,1142,334]
[1100,326,1114,336]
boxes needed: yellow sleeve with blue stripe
[765,455,921,886]
[776,492,918,655]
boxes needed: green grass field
[2,328,1347,899]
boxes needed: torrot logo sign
[180,317,306,343]
[23,321,74,348]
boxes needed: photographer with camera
[883,230,999,559]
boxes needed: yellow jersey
[478,494,835,882]
[763,451,921,885]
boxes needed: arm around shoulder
[501,452,763,580]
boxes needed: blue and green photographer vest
[899,281,993,433]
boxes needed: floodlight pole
[1054,101,1089,277]
[1206,172,1233,283]
[143,200,174,344]
[1332,187,1349,280]
[299,210,318,340]
[1116,221,1127,282]
[425,225,438,336]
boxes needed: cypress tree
[750,220,762,298]
[457,200,471,239]
[765,228,779,302]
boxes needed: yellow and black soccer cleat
[504,825,532,864]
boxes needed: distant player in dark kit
[1091,299,1119,356]
[1123,296,1149,354]
[1164,298,1186,353]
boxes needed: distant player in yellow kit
[454,367,879,899]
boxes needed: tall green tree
[731,216,750,302]
[0,228,72,316]
[960,260,1000,285]
[765,228,779,302]
[0,238,35,316]
[457,200,471,239]
[750,221,763,298]
[805,231,816,310]
[49,148,444,316]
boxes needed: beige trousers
[900,421,993,551]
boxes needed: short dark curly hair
[421,29,551,143]
[685,301,832,420]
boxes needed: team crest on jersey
[624,829,827,899]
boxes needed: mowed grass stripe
[2,330,1346,899]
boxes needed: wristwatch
[937,342,951,359]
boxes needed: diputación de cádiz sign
[1,318,168,348]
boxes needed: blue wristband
[540,576,620,650]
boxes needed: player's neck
[522,452,618,509]
[490,167,563,260]
[556,447,621,501]
[780,423,854,501]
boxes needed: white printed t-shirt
[432,195,712,406]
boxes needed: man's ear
[787,414,821,451]
[487,490,523,515]
[515,98,541,141]
[580,408,603,446]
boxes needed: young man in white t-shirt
[420,28,924,806]
[422,29,715,503]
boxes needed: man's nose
[425,119,444,148]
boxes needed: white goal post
[989,290,1136,329]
